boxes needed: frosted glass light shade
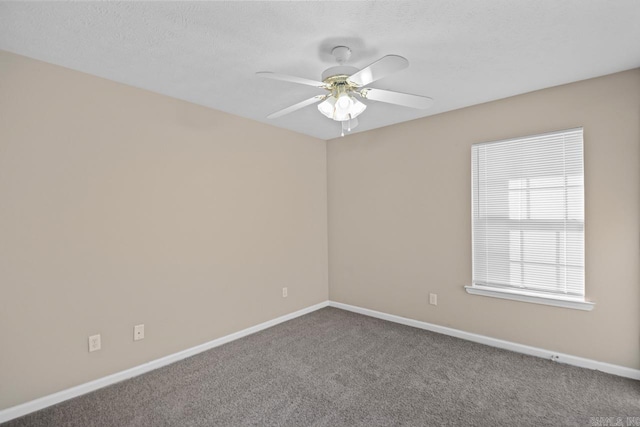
[318,94,366,121]
[317,97,336,119]
[348,97,366,118]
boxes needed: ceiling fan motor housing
[321,66,359,83]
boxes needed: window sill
[464,285,595,311]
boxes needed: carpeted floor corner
[4,307,639,426]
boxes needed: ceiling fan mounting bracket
[322,46,357,82]
[331,46,352,64]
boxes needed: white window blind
[471,128,585,301]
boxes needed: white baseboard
[328,301,640,381]
[0,301,330,424]
[3,299,638,423]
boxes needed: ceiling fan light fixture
[319,93,366,122]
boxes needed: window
[465,128,593,310]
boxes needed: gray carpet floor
[4,307,639,426]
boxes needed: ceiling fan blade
[347,55,409,87]
[257,71,328,89]
[267,95,327,119]
[359,88,433,109]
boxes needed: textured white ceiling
[1,1,639,140]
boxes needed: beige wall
[0,51,328,409]
[1,48,638,412]
[328,69,640,369]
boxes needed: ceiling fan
[257,46,434,136]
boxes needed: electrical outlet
[429,293,438,306]
[134,324,144,341]
[89,334,101,352]
[282,287,288,298]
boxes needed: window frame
[465,128,594,311]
